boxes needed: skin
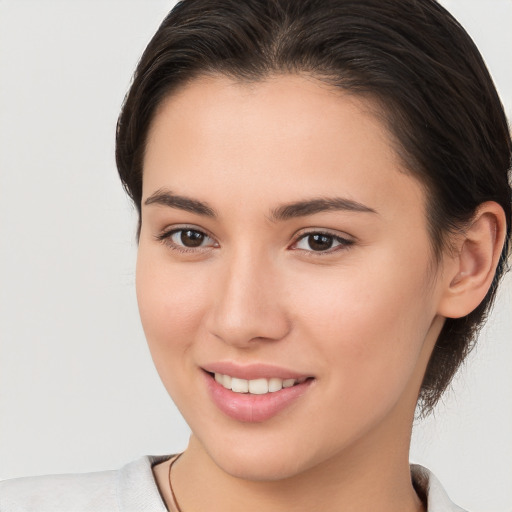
[137,74,505,512]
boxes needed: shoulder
[0,468,117,512]
[411,464,468,512]
[0,455,172,512]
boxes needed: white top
[0,455,467,512]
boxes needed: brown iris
[180,229,205,247]
[307,234,334,251]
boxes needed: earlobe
[438,201,507,319]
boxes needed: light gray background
[0,1,510,511]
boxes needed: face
[137,74,447,480]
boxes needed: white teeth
[222,374,232,390]
[248,378,268,395]
[268,377,283,392]
[213,373,304,394]
[231,377,249,393]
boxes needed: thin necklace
[168,453,184,512]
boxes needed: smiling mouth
[203,369,315,422]
[208,372,312,395]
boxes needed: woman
[1,0,510,511]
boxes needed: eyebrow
[144,189,377,220]
[270,197,377,221]
[144,189,216,217]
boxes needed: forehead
[143,74,426,223]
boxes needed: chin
[215,454,305,482]
[197,432,324,482]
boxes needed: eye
[291,232,353,253]
[157,227,218,252]
[171,229,210,248]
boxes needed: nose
[205,247,291,347]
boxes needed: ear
[438,201,507,319]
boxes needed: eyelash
[156,226,355,256]
[290,230,355,255]
[156,226,218,254]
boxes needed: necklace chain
[168,453,184,512]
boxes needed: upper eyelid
[157,224,216,241]
[156,226,219,254]
[291,227,355,242]
[155,226,217,252]
[289,229,355,254]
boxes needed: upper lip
[202,362,312,381]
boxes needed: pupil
[308,234,333,251]
[181,230,204,247]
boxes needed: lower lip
[203,372,313,423]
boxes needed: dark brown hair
[116,0,511,414]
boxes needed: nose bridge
[208,244,289,346]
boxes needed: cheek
[291,250,436,402]
[135,246,208,370]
